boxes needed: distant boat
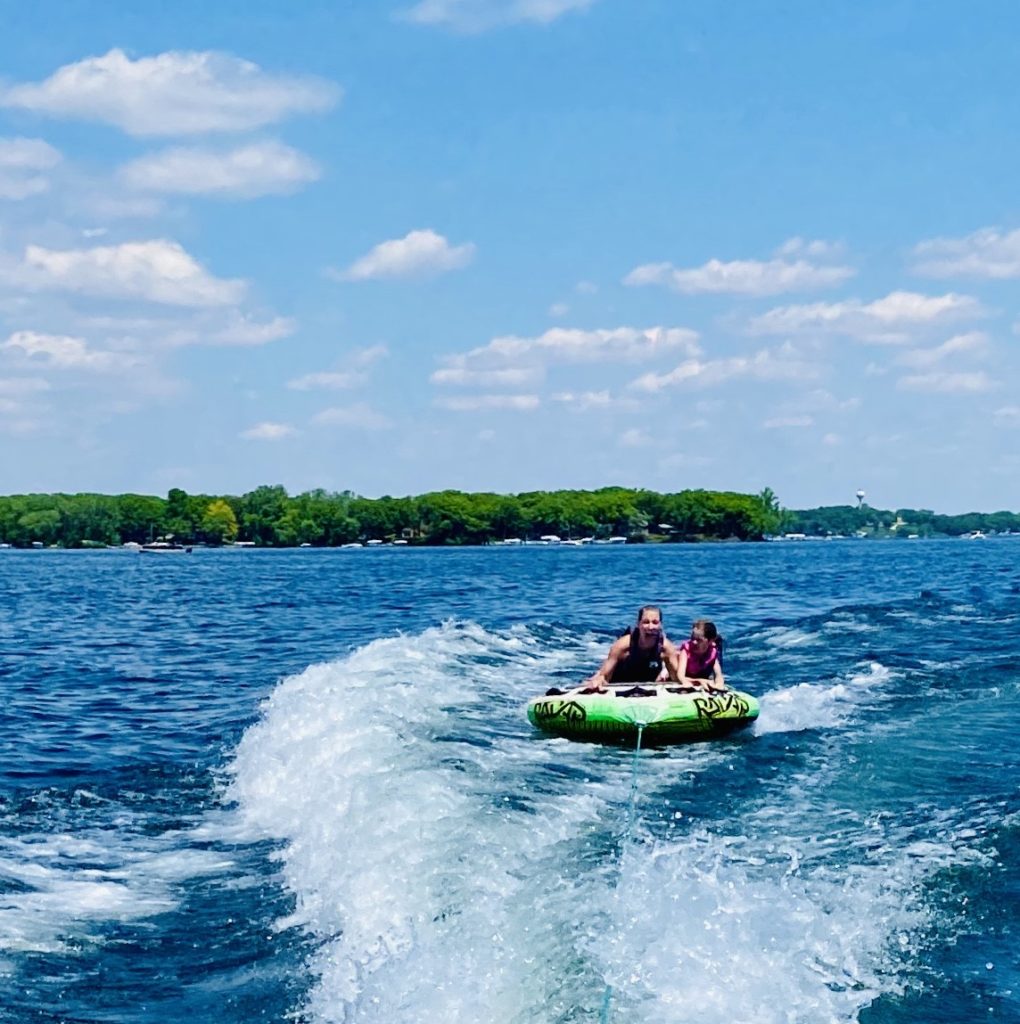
[341,542,363,549]
[140,539,192,554]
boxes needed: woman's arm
[584,635,629,691]
[661,639,680,681]
[674,645,693,684]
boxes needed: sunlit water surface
[1,540,1017,1023]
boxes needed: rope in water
[599,722,646,1024]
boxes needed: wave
[223,620,1005,1023]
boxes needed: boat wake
[223,620,1000,1023]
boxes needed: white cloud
[434,394,540,411]
[288,344,388,390]
[1,330,139,372]
[897,371,996,394]
[0,173,50,200]
[630,346,818,393]
[313,402,393,429]
[0,137,61,170]
[0,375,50,394]
[71,310,293,352]
[776,237,845,258]
[620,427,651,446]
[119,140,320,198]
[351,344,389,366]
[795,388,860,413]
[549,302,569,317]
[747,290,981,343]
[288,370,365,391]
[336,229,475,281]
[896,331,987,369]
[625,255,853,296]
[430,366,539,387]
[912,227,1020,279]
[0,403,46,433]
[550,389,614,410]
[0,49,339,136]
[240,421,297,441]
[448,325,700,370]
[763,415,814,429]
[659,452,712,470]
[18,240,245,307]
[76,192,166,220]
[0,137,62,200]
[993,405,1020,424]
[212,314,295,346]
[399,0,595,32]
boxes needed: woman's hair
[620,605,664,638]
[692,618,724,663]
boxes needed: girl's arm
[704,657,727,692]
[675,644,712,690]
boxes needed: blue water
[1,540,1017,1023]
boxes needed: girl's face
[689,630,710,650]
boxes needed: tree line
[0,487,1014,548]
[0,485,783,547]
[782,504,1020,538]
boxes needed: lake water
[1,540,1017,1024]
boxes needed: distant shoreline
[0,487,1016,549]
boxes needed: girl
[673,619,726,692]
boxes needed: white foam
[754,662,892,736]
[0,830,237,955]
[223,622,993,1023]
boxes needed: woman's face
[637,610,662,639]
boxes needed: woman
[585,605,679,691]
[673,619,726,692]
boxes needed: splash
[225,622,986,1023]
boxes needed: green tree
[202,499,239,545]
[239,485,290,545]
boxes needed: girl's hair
[692,618,724,664]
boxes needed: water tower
[856,489,866,508]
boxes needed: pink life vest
[680,639,718,679]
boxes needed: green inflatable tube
[526,684,759,746]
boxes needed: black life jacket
[608,628,664,683]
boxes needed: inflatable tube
[526,684,758,746]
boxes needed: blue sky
[0,0,1017,513]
